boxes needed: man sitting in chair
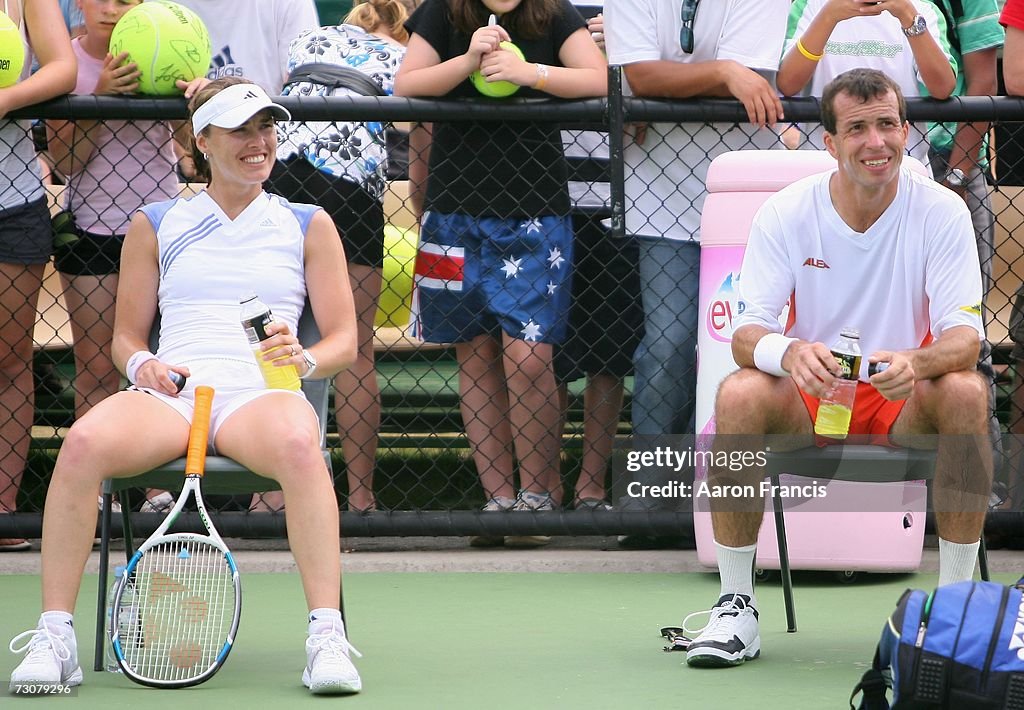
[685,68,991,669]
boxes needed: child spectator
[46,0,180,425]
[395,0,606,546]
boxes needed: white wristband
[753,333,796,377]
[126,350,158,384]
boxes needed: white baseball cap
[191,83,291,135]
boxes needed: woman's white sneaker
[9,622,83,691]
[302,624,363,694]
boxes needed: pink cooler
[694,150,928,573]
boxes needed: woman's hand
[259,321,303,369]
[135,360,191,397]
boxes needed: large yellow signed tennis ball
[470,41,524,98]
[109,1,211,96]
[375,225,418,328]
[0,12,25,88]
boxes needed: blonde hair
[344,0,412,43]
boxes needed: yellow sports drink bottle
[239,292,301,391]
[814,327,862,439]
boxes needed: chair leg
[979,534,990,582]
[94,491,113,672]
[121,489,136,559]
[771,474,797,633]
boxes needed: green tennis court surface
[3,571,1019,708]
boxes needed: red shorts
[799,382,907,446]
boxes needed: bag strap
[850,648,891,710]
[284,63,386,97]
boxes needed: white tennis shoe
[9,621,83,691]
[302,624,362,694]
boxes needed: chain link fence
[2,79,1024,539]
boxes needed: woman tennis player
[9,77,362,695]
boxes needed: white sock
[40,611,74,634]
[716,541,757,605]
[938,538,979,587]
[308,607,344,637]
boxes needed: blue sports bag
[852,580,1024,709]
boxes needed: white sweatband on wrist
[753,333,796,377]
[126,350,158,384]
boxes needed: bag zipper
[915,590,934,648]
[981,585,1012,691]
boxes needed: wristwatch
[299,348,318,380]
[902,14,927,37]
[944,168,967,188]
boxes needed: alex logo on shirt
[802,257,830,269]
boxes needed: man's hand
[723,61,784,128]
[876,0,919,28]
[824,0,885,24]
[868,351,916,400]
[783,340,838,398]
[588,14,604,51]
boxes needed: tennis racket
[110,385,242,688]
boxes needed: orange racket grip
[185,386,215,477]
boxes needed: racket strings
[117,538,237,682]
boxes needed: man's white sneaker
[302,624,363,694]
[9,623,83,691]
[684,594,761,668]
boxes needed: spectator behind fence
[268,0,418,513]
[1003,0,1024,508]
[395,0,606,547]
[685,69,990,669]
[925,0,1005,499]
[1007,0,1024,96]
[45,0,181,437]
[0,0,77,552]
[169,0,319,514]
[175,0,319,92]
[554,7,644,513]
[777,0,956,173]
[603,0,788,548]
[9,78,362,694]
[173,0,319,183]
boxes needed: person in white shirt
[9,79,362,695]
[603,0,789,545]
[687,68,990,669]
[174,0,319,93]
[777,0,957,172]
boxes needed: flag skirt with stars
[413,211,573,345]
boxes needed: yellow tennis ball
[0,11,25,88]
[109,0,211,96]
[470,41,524,98]
[375,225,418,328]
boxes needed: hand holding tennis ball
[472,40,526,97]
[468,14,526,98]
